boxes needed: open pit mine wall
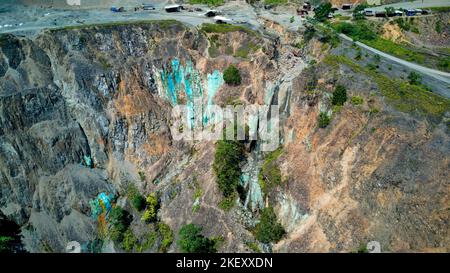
[1,20,449,253]
[0,20,285,252]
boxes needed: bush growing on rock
[178,224,217,253]
[141,193,159,223]
[158,222,174,253]
[223,65,242,85]
[255,207,285,244]
[213,140,244,197]
[318,112,331,128]
[351,96,364,105]
[332,85,347,106]
[122,229,138,252]
[132,194,146,211]
[109,206,132,243]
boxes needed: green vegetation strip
[189,0,224,7]
[200,23,258,37]
[324,55,450,123]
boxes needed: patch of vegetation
[428,6,450,13]
[218,195,236,211]
[200,23,257,37]
[332,85,348,106]
[353,3,369,20]
[357,243,369,253]
[213,140,244,197]
[351,96,364,105]
[127,185,146,211]
[290,16,295,24]
[137,230,158,252]
[223,65,242,85]
[314,2,332,22]
[318,27,340,48]
[324,55,450,124]
[138,171,146,182]
[178,224,217,253]
[0,237,15,253]
[304,25,316,42]
[438,57,450,71]
[264,0,288,5]
[407,71,422,85]
[234,42,259,59]
[435,21,442,33]
[0,214,25,253]
[109,206,132,243]
[332,21,377,41]
[245,241,261,253]
[318,112,331,128]
[141,193,159,223]
[132,194,146,211]
[189,0,224,7]
[255,207,285,244]
[122,229,138,252]
[158,222,174,253]
[258,147,283,195]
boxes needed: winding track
[339,34,450,98]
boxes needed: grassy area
[200,23,258,37]
[264,0,288,5]
[258,147,283,196]
[189,0,224,6]
[324,55,450,123]
[428,6,450,13]
[331,21,432,67]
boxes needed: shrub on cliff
[318,112,331,128]
[223,65,242,85]
[213,140,244,197]
[178,224,217,253]
[132,194,146,211]
[255,207,285,244]
[141,193,159,223]
[109,206,132,243]
[332,85,347,106]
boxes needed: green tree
[132,194,146,211]
[314,2,332,22]
[141,193,159,223]
[178,224,217,253]
[408,71,422,85]
[109,206,131,243]
[223,65,242,85]
[332,85,347,106]
[353,3,369,20]
[122,229,138,252]
[213,140,244,197]
[158,222,174,253]
[255,207,285,244]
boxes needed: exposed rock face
[0,19,448,253]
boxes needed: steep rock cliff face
[0,21,280,252]
[0,19,448,253]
